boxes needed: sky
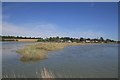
[2,2,118,40]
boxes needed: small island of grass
[16,42,84,62]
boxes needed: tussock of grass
[3,67,55,78]
[41,68,54,78]
[17,42,83,62]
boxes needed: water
[2,42,118,78]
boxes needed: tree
[86,38,90,40]
[100,37,104,42]
[49,37,52,42]
[105,39,111,43]
[37,38,44,42]
[80,37,84,41]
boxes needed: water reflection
[20,55,47,63]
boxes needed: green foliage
[1,35,41,39]
[1,35,116,43]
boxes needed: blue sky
[2,2,118,40]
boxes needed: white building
[85,40,91,43]
[68,40,72,43]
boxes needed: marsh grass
[3,67,76,78]
[3,68,55,79]
[17,42,83,62]
[40,68,55,78]
[3,72,25,78]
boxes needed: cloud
[80,30,106,38]
[2,22,30,36]
[2,22,67,38]
[2,22,107,39]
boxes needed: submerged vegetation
[17,42,84,62]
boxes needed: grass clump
[17,45,47,62]
[17,42,83,62]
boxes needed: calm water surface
[2,42,118,78]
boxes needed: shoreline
[1,41,117,43]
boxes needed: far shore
[1,39,39,42]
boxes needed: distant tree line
[0,35,117,43]
[37,36,116,43]
[0,35,40,41]
[1,36,40,39]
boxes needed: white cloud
[2,22,67,38]
[80,30,106,38]
[2,22,108,39]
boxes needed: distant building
[85,40,91,43]
[91,39,99,43]
[68,40,72,43]
[95,40,98,43]
[60,40,64,42]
